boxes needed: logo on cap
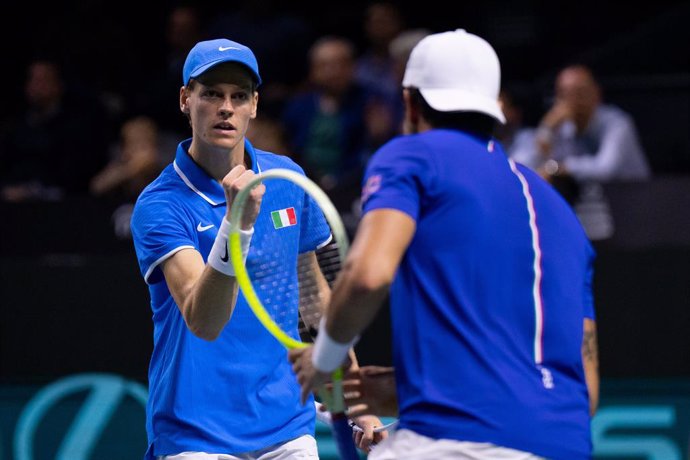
[182,38,262,86]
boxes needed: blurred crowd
[0,1,669,241]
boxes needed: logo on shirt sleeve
[271,207,297,229]
[361,174,382,205]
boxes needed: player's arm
[162,249,240,340]
[297,251,331,328]
[582,318,599,416]
[326,208,415,343]
[299,251,360,368]
[163,165,265,341]
[290,209,414,402]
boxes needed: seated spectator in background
[535,64,651,184]
[90,116,163,202]
[245,114,291,158]
[496,85,539,168]
[535,64,651,238]
[347,28,431,234]
[0,58,110,202]
[355,1,405,107]
[90,116,171,238]
[127,4,206,146]
[282,36,375,197]
[384,28,431,136]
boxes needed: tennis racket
[227,168,359,460]
[314,401,399,434]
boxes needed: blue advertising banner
[0,374,688,459]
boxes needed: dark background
[2,0,688,170]
[1,1,689,385]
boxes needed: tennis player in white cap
[290,29,598,459]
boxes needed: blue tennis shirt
[361,129,595,459]
[131,139,330,457]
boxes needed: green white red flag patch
[271,207,297,229]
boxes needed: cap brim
[420,88,506,124]
[189,59,262,86]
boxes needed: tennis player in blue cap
[290,29,599,459]
[130,38,382,460]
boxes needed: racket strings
[246,235,342,343]
[296,237,344,342]
[248,242,300,336]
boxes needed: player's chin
[208,131,239,149]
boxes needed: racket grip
[330,412,361,460]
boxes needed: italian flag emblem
[271,207,297,229]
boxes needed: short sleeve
[131,196,196,284]
[360,137,432,221]
[298,191,332,253]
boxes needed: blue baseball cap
[182,38,262,86]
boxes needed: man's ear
[250,91,259,119]
[402,89,419,134]
[179,86,190,114]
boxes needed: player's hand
[288,345,331,405]
[221,165,265,230]
[542,100,573,129]
[350,414,388,453]
[342,366,398,418]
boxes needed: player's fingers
[287,347,303,364]
[341,380,362,395]
[221,164,247,188]
[353,430,370,453]
[343,389,365,407]
[233,169,260,190]
[251,182,266,199]
[355,422,375,451]
[374,429,389,443]
[344,403,369,418]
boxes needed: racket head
[228,168,356,457]
[228,168,349,350]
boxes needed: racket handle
[330,412,361,460]
[318,368,360,459]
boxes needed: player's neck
[189,139,248,180]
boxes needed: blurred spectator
[535,64,651,183]
[0,58,109,202]
[496,85,539,168]
[535,64,652,239]
[90,116,171,239]
[207,0,314,117]
[385,28,432,135]
[246,114,291,158]
[127,4,206,145]
[282,36,375,195]
[282,36,386,238]
[355,1,405,105]
[90,116,162,202]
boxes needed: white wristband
[207,218,253,277]
[312,317,359,373]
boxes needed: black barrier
[1,178,689,383]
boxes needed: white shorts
[158,434,319,460]
[369,429,545,460]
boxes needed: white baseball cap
[402,29,506,124]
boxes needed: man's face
[555,67,600,123]
[25,61,63,109]
[182,63,258,152]
[309,40,355,96]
